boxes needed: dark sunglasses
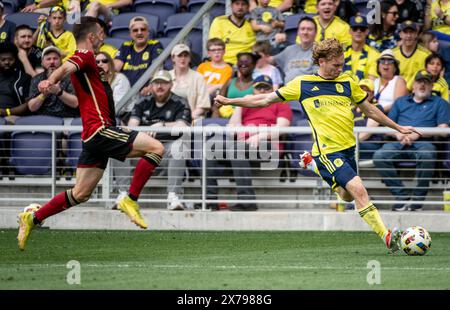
[254,84,272,91]
[378,58,396,65]
[351,26,367,32]
[96,59,108,64]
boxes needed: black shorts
[78,127,139,170]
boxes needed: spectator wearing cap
[122,70,192,211]
[374,70,450,211]
[269,16,318,83]
[209,0,256,65]
[27,46,79,121]
[393,20,431,89]
[312,0,351,46]
[368,0,399,52]
[34,6,77,62]
[213,52,258,118]
[0,2,16,44]
[373,49,408,113]
[343,16,380,81]
[0,42,31,121]
[14,25,44,78]
[424,0,450,36]
[114,16,163,86]
[206,74,292,211]
[169,44,210,121]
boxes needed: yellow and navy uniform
[343,44,380,81]
[115,39,163,86]
[209,15,256,65]
[276,72,367,156]
[42,30,77,62]
[393,45,431,90]
[275,72,368,189]
[313,15,351,46]
[432,76,449,102]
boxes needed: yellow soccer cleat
[117,195,148,229]
[17,211,36,251]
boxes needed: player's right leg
[115,131,164,229]
[18,167,104,251]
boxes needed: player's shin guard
[34,189,80,224]
[128,153,162,201]
[358,202,388,239]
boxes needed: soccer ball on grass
[400,226,431,256]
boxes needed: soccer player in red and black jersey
[17,17,164,251]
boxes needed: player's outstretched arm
[214,92,280,109]
[38,61,78,94]
[358,100,422,136]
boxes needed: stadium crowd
[0,0,449,211]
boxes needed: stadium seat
[187,0,226,20]
[133,0,178,33]
[157,36,177,69]
[65,118,82,170]
[110,12,159,39]
[164,13,203,56]
[10,116,64,175]
[5,12,45,31]
[104,37,127,49]
[2,0,18,14]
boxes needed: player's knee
[71,188,91,204]
[341,192,354,202]
[151,140,165,156]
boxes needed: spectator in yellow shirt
[313,0,351,46]
[209,0,256,65]
[392,20,431,89]
[343,16,380,81]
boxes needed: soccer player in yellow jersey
[393,21,431,89]
[215,38,422,253]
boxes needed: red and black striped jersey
[67,49,116,141]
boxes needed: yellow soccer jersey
[313,15,351,47]
[430,1,450,35]
[209,16,256,65]
[268,0,283,8]
[275,73,368,156]
[304,0,317,14]
[433,76,449,102]
[393,45,431,90]
[44,30,77,62]
[343,45,380,81]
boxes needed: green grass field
[1,229,449,289]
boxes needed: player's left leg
[343,176,401,252]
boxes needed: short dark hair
[14,25,33,37]
[298,16,317,32]
[425,53,444,67]
[207,38,225,50]
[72,16,101,42]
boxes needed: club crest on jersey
[334,158,344,168]
[335,83,344,93]
[142,52,149,61]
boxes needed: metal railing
[0,125,449,210]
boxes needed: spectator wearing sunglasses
[343,16,380,81]
[373,49,408,113]
[114,16,163,87]
[393,20,431,89]
[368,0,399,52]
[206,75,292,211]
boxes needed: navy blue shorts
[313,147,357,190]
[78,127,139,170]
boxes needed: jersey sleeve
[275,76,302,102]
[67,50,95,72]
[151,41,164,60]
[350,77,368,104]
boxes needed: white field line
[1,264,450,271]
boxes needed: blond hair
[312,38,344,65]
